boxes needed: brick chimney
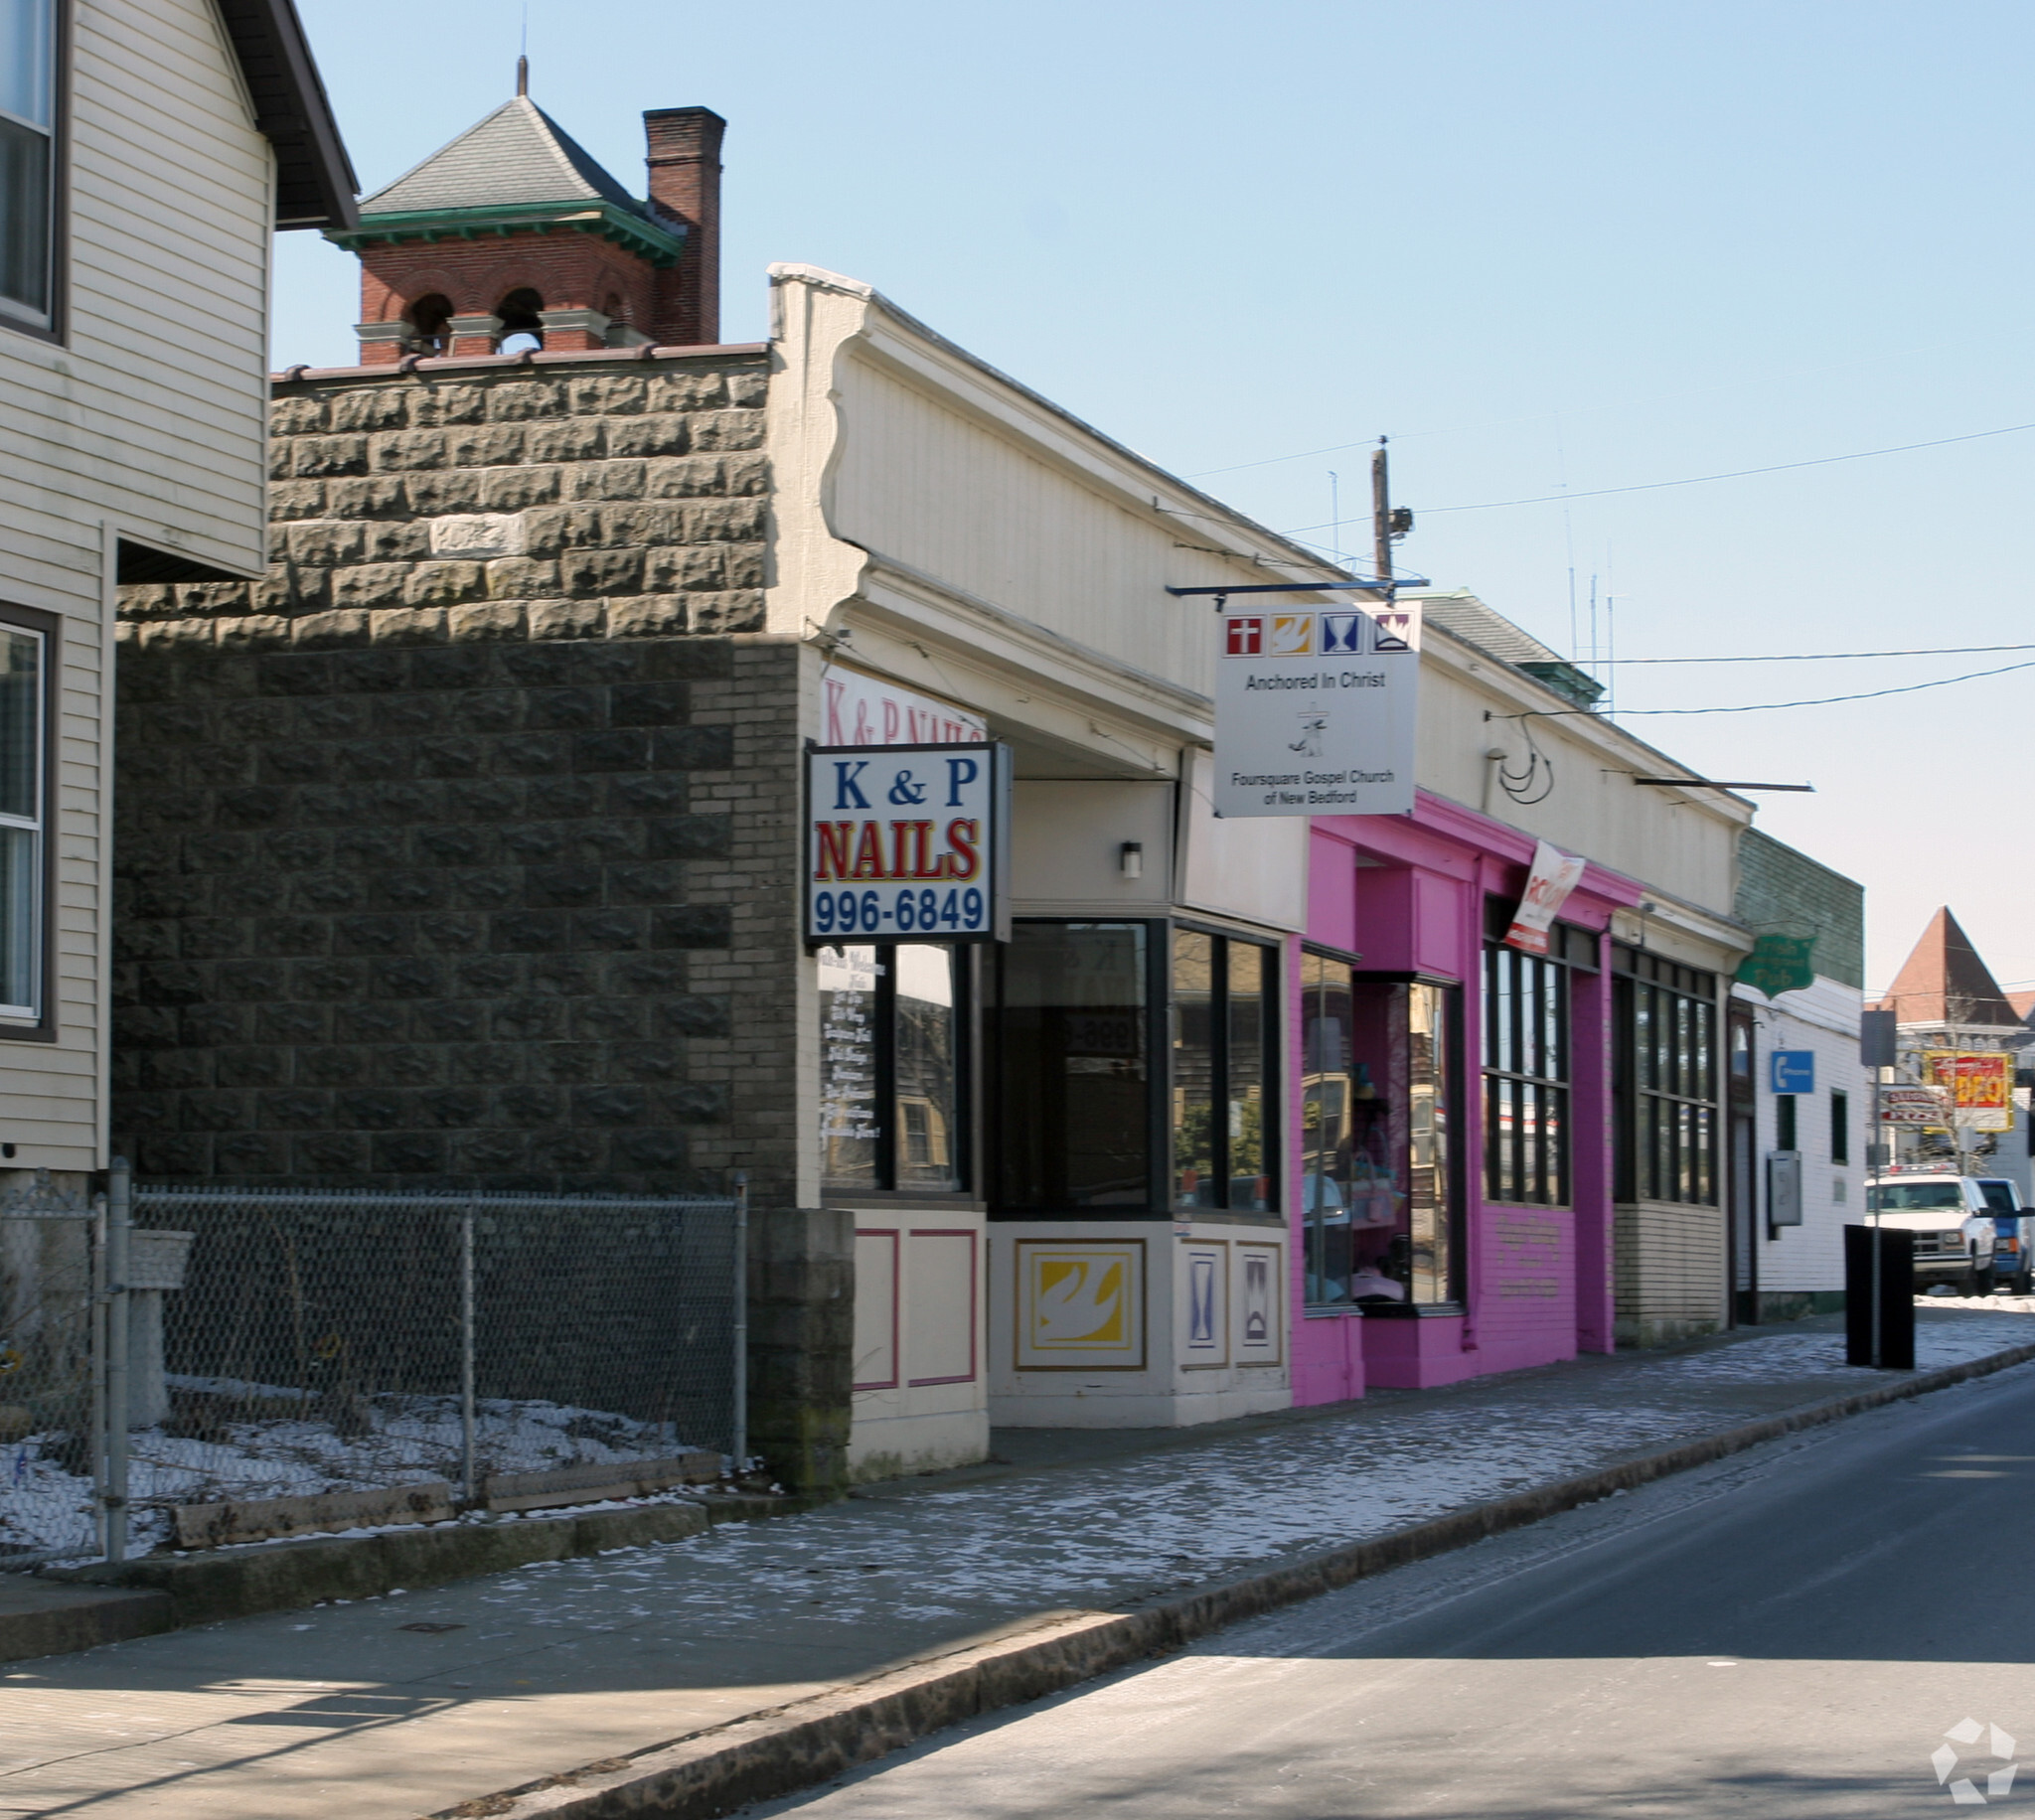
[644,107,725,347]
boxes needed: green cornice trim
[325,199,686,268]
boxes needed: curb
[444,1336,2035,1820]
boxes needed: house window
[1613,945,1719,1204]
[1302,954,1460,1306]
[992,922,1156,1212]
[1484,941,1571,1206]
[1830,1089,1848,1165]
[0,616,45,1023]
[1171,929,1277,1213]
[818,943,964,1192]
[1,0,59,331]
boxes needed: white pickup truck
[1863,1174,1998,1294]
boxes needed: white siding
[829,350,1217,701]
[0,0,274,1167]
[1742,976,1868,1294]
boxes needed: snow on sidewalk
[465,1312,2035,1641]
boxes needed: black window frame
[817,942,974,1197]
[989,918,1168,1219]
[0,600,57,1042]
[1612,943,1720,1206]
[1830,1089,1848,1165]
[0,0,68,343]
[1481,908,1589,1209]
[1170,922,1282,1218]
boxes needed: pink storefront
[1291,792,1644,1403]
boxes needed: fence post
[460,1202,477,1503]
[104,1157,132,1563]
[731,1172,748,1472]
[89,1190,107,1559]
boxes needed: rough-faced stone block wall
[110,354,795,1202]
[112,350,851,1492]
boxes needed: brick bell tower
[327,61,724,364]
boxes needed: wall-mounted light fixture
[1120,841,1144,880]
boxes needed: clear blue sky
[277,0,2035,998]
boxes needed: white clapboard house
[0,0,353,1190]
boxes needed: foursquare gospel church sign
[1212,603,1419,818]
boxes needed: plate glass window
[0,0,56,329]
[0,624,42,1017]
[1484,942,1570,1206]
[1612,946,1719,1205]
[1170,930,1276,1213]
[1302,954,1460,1305]
[993,922,1154,1210]
[818,943,964,1193]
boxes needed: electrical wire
[1605,642,2035,665]
[1276,417,2035,533]
[1494,656,2035,718]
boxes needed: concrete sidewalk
[2,1307,2031,1820]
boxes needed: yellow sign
[1016,1240,1145,1370]
[1921,1050,2015,1134]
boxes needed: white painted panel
[1178,751,1310,933]
[1012,781,1173,908]
[906,1230,977,1385]
[853,1229,899,1390]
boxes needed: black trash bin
[1844,1223,1915,1368]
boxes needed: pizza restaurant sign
[804,742,1011,944]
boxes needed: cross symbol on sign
[1226,617,1264,657]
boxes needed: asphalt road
[746,1359,2035,1819]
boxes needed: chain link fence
[0,1176,103,1569]
[0,1170,743,1568]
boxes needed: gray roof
[361,96,641,219]
[1417,592,1566,668]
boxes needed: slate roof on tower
[361,95,643,218]
[1872,906,2021,1027]
[332,93,685,268]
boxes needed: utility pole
[1371,438,1392,584]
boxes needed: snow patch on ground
[1,1390,699,1561]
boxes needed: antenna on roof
[516,54,529,96]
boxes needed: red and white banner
[1503,841,1587,955]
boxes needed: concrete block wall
[112,355,778,1195]
[109,352,853,1491]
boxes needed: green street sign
[1737,934,1816,997]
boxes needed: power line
[1278,417,2035,533]
[1606,641,2035,666]
[1500,656,2035,718]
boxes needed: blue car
[1975,1177,2033,1294]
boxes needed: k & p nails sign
[805,742,1012,944]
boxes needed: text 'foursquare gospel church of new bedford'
[113,75,1852,1491]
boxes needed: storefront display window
[1302,953,1459,1305]
[1483,941,1571,1206]
[1613,945,1719,1205]
[819,943,964,1193]
[993,922,1155,1211]
[1171,929,1276,1213]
